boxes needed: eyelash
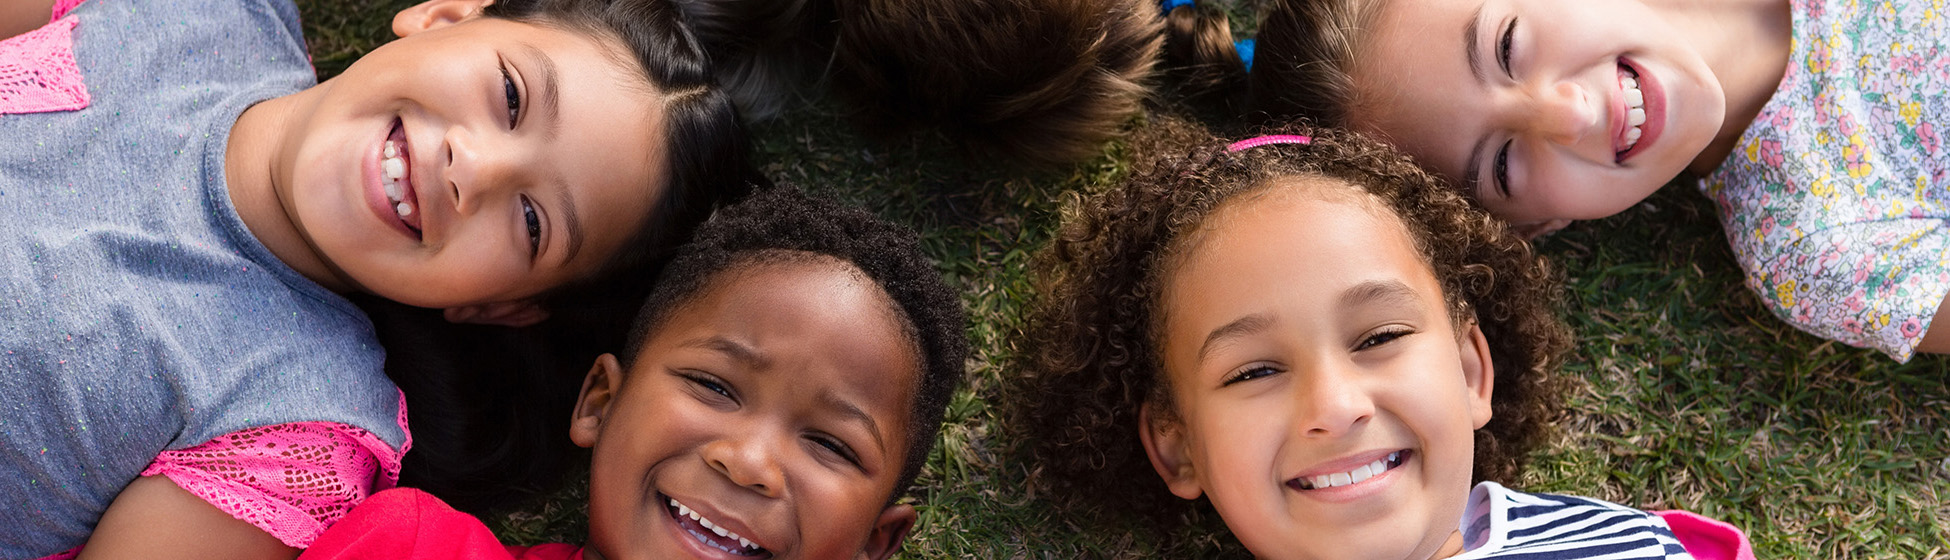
[682,372,735,402]
[499,63,522,129]
[1487,18,1518,198]
[1356,327,1414,351]
[1221,364,1280,387]
[520,195,541,256]
[1493,140,1512,197]
[809,434,861,466]
[1497,17,1517,77]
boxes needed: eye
[1493,140,1512,197]
[1221,364,1281,387]
[520,195,542,256]
[808,434,862,466]
[680,372,735,403]
[500,64,521,129]
[1497,17,1517,77]
[1355,327,1414,351]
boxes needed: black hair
[1156,0,1374,124]
[370,0,762,514]
[673,0,1164,167]
[621,186,970,499]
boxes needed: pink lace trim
[0,12,89,115]
[137,395,413,548]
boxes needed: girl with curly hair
[1014,122,1751,559]
[1171,0,1950,362]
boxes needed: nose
[702,431,786,498]
[1512,80,1598,147]
[442,129,528,215]
[1293,363,1375,437]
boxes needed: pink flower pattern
[1702,0,1950,362]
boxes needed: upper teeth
[382,140,413,220]
[1300,451,1400,490]
[1619,65,1646,151]
[669,498,761,551]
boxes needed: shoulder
[1461,482,1693,559]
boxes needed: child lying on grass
[300,186,970,560]
[1016,122,1753,559]
[1223,0,1950,361]
[0,0,749,556]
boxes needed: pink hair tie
[1226,134,1313,152]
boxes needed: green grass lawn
[300,2,1950,557]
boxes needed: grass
[297,2,1950,557]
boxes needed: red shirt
[299,488,584,560]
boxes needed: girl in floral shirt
[1196,0,1949,361]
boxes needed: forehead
[646,256,920,429]
[1345,0,1481,186]
[1161,178,1442,349]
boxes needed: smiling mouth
[380,118,422,237]
[1615,61,1648,160]
[1289,450,1408,491]
[664,495,771,558]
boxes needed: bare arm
[79,476,298,560]
[0,0,56,41]
[1914,293,1950,355]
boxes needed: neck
[1651,0,1793,175]
[224,83,353,293]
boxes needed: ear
[1458,319,1496,430]
[1513,219,1573,240]
[853,504,916,560]
[1138,401,1204,500]
[569,353,625,449]
[442,300,549,327]
[392,0,493,38]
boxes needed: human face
[1348,0,1725,225]
[571,257,919,560]
[1141,180,1495,560]
[271,7,666,309]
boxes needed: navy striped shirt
[1453,482,1694,559]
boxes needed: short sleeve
[1740,218,1950,361]
[139,417,410,549]
[297,488,522,560]
[1653,511,1755,560]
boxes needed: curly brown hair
[1010,119,1570,527]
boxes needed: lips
[1286,449,1412,501]
[662,494,772,558]
[381,119,422,233]
[367,117,422,241]
[1613,57,1664,164]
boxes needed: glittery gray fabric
[0,0,405,555]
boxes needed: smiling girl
[0,0,750,557]
[1016,122,1752,559]
[1184,0,1950,361]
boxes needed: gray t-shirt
[0,0,405,555]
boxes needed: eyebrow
[1340,280,1423,312]
[519,42,561,141]
[558,180,583,264]
[819,390,887,456]
[1196,312,1275,363]
[1461,3,1490,195]
[684,336,768,368]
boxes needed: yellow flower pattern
[1701,0,1950,362]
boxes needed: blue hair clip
[1161,0,1196,13]
[1235,38,1256,71]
